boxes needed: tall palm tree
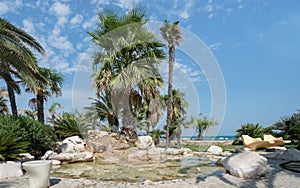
[28,68,64,123]
[0,18,46,116]
[88,8,165,141]
[160,20,183,148]
[194,114,217,140]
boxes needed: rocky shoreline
[1,159,299,188]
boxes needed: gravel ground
[1,159,299,188]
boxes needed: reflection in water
[51,156,225,182]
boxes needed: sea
[158,135,235,141]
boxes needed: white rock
[207,145,223,155]
[41,150,55,160]
[87,130,109,140]
[51,160,61,165]
[18,153,35,161]
[280,148,300,161]
[59,136,86,153]
[0,161,23,179]
[221,152,269,179]
[235,147,253,153]
[49,152,94,162]
[135,136,155,150]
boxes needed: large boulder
[280,148,300,161]
[0,161,23,179]
[207,145,223,155]
[221,152,269,179]
[135,136,155,150]
[58,136,87,153]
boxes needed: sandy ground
[0,159,299,188]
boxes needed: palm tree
[194,114,217,140]
[160,20,183,148]
[27,68,64,123]
[86,92,119,132]
[47,102,63,124]
[161,89,188,148]
[0,18,46,116]
[235,123,265,141]
[88,8,165,142]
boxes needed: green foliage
[272,111,300,145]
[53,112,90,139]
[193,114,217,140]
[149,129,165,145]
[235,123,265,141]
[0,129,29,161]
[0,114,57,158]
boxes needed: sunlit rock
[221,152,269,179]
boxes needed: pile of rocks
[41,131,193,164]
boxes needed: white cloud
[0,0,23,15]
[0,2,9,15]
[50,2,71,17]
[82,15,98,30]
[47,25,74,52]
[209,42,222,50]
[49,1,71,26]
[114,0,140,10]
[208,13,214,19]
[22,19,35,34]
[179,0,194,20]
[70,14,83,26]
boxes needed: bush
[0,130,29,161]
[53,112,90,139]
[0,115,57,158]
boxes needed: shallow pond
[51,156,225,182]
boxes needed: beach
[1,159,299,188]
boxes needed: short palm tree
[0,18,46,116]
[88,8,165,141]
[194,114,217,140]
[86,92,119,132]
[161,89,188,148]
[235,123,265,141]
[160,20,183,148]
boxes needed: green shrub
[53,112,90,139]
[0,115,57,158]
[149,129,164,145]
[0,130,29,161]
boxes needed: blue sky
[1,0,300,136]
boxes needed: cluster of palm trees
[87,8,189,146]
[0,8,217,148]
[0,18,64,124]
[87,8,217,147]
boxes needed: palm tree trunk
[122,90,135,130]
[2,61,18,116]
[119,89,137,142]
[36,90,44,123]
[176,127,181,148]
[197,130,203,140]
[6,82,18,116]
[166,46,175,148]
